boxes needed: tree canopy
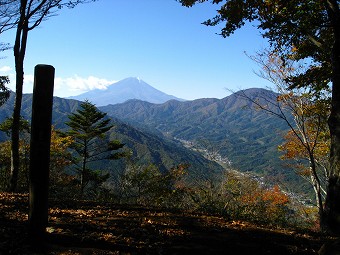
[179,0,334,92]
[179,0,340,234]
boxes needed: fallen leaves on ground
[0,193,332,254]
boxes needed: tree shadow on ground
[0,193,333,254]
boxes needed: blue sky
[0,0,271,100]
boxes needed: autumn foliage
[0,124,313,229]
[49,127,77,198]
[221,172,292,226]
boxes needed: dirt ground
[0,193,335,255]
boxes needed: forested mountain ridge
[0,88,307,193]
[0,92,224,181]
[100,88,290,174]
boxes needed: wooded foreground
[0,193,334,255]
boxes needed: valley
[0,78,312,198]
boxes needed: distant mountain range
[100,88,286,173]
[0,92,224,182]
[0,86,310,195]
[68,77,184,106]
[100,88,309,194]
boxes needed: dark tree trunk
[9,1,28,192]
[80,141,88,199]
[324,0,340,235]
[9,68,23,192]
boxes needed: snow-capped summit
[68,77,183,106]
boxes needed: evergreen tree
[64,100,125,198]
[0,43,10,107]
[0,75,10,107]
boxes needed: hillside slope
[0,93,224,180]
[101,88,288,172]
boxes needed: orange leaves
[262,185,289,206]
[277,92,294,102]
[49,126,77,198]
[239,185,290,223]
[278,130,307,159]
[50,127,73,166]
[240,185,289,210]
[277,90,330,174]
[278,113,330,162]
[223,172,291,225]
[50,126,73,157]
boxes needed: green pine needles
[63,100,126,198]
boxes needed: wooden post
[29,64,55,239]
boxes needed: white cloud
[6,74,116,97]
[54,75,116,97]
[24,74,34,85]
[63,75,115,92]
[0,66,12,73]
[20,74,35,93]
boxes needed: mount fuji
[68,77,184,106]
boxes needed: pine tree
[0,76,10,107]
[64,100,125,198]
